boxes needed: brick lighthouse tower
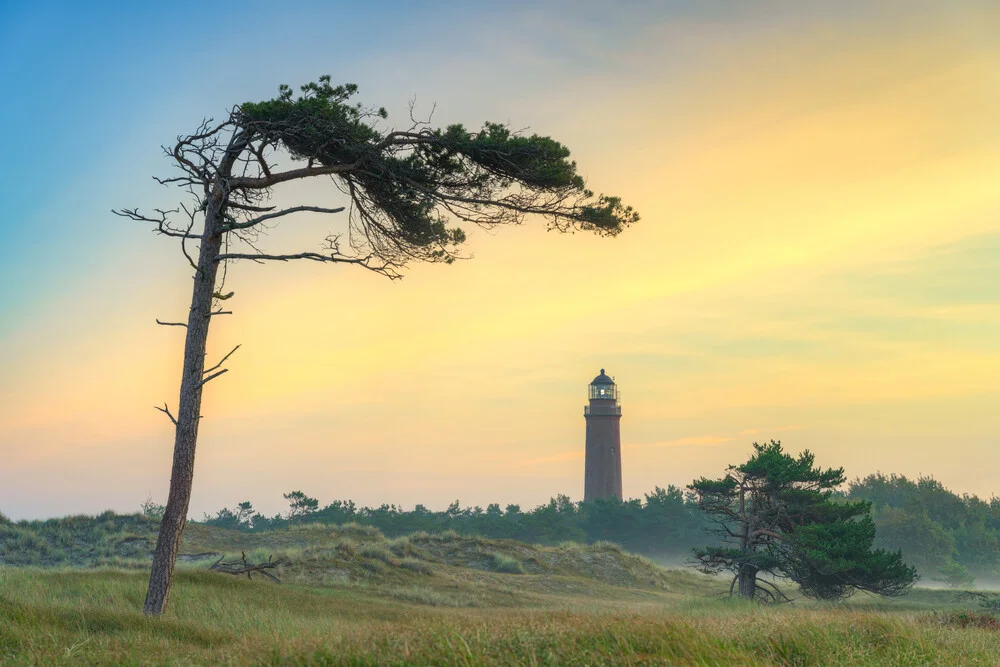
[584,369,622,502]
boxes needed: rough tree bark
[143,134,244,615]
[737,563,759,599]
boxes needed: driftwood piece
[209,551,282,583]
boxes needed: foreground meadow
[1,520,998,665]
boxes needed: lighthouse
[584,369,622,502]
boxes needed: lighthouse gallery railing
[584,405,622,416]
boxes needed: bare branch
[112,208,202,239]
[153,177,201,190]
[756,578,792,604]
[178,203,201,276]
[227,202,276,213]
[224,205,346,231]
[248,139,272,179]
[156,319,187,328]
[229,162,359,190]
[210,310,232,317]
[216,251,402,278]
[204,344,240,376]
[216,233,402,278]
[199,369,229,387]
[154,403,178,426]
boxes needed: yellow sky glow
[1,5,998,519]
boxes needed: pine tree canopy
[689,440,918,602]
[237,76,638,267]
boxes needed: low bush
[399,558,433,575]
[485,552,524,574]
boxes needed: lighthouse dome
[591,369,614,385]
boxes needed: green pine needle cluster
[690,440,918,601]
[239,76,637,265]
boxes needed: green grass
[2,568,1000,665]
[398,557,432,575]
[485,551,525,574]
[3,517,1000,664]
[0,512,156,568]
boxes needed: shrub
[361,559,387,574]
[486,552,524,574]
[334,539,358,559]
[359,545,396,565]
[339,522,385,540]
[399,558,433,575]
[388,536,428,559]
[140,498,166,521]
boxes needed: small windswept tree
[283,491,319,521]
[116,76,637,615]
[689,440,917,602]
[202,500,255,530]
[934,560,975,589]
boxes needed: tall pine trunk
[143,196,224,615]
[143,129,248,616]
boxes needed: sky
[1,1,998,520]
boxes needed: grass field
[2,519,999,665]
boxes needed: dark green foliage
[785,517,917,599]
[238,76,637,266]
[282,492,318,520]
[196,487,709,561]
[202,501,255,530]
[689,440,917,601]
[848,473,1000,582]
[870,506,955,573]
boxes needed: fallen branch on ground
[209,551,281,583]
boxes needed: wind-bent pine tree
[689,440,917,602]
[115,77,637,616]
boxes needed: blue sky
[1,1,998,519]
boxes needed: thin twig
[204,344,240,375]
[154,403,178,426]
[199,369,229,387]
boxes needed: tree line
[847,473,1000,588]
[197,440,921,601]
[198,486,708,560]
[197,461,998,590]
